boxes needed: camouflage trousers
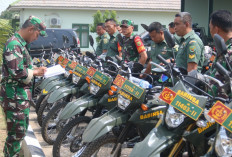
[1,99,30,157]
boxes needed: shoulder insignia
[189,54,195,59]
[189,46,196,52]
[189,40,196,44]
[103,38,108,44]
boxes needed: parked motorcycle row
[32,31,232,157]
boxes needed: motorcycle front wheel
[80,133,122,157]
[53,116,91,157]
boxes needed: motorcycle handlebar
[157,55,169,66]
[215,62,230,78]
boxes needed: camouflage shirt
[122,33,146,62]
[210,38,232,98]
[0,32,34,101]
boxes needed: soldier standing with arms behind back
[95,23,109,56]
[174,12,205,74]
[0,16,47,157]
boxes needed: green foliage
[90,10,118,33]
[0,10,14,19]
[0,19,13,64]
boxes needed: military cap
[28,16,47,37]
[120,19,134,27]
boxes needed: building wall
[184,0,232,37]
[184,0,209,35]
[20,9,178,52]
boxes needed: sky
[0,0,18,14]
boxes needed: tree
[90,10,118,33]
[0,10,14,19]
[0,19,13,64]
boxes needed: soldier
[168,22,175,34]
[95,23,109,56]
[174,12,205,74]
[120,19,147,65]
[105,19,122,59]
[116,24,122,33]
[0,16,47,157]
[143,22,174,76]
[209,10,232,98]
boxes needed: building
[9,0,180,51]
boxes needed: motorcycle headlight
[64,71,70,78]
[89,83,100,95]
[118,95,131,110]
[215,126,232,156]
[72,74,80,84]
[165,106,185,128]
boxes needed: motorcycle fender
[59,94,97,120]
[39,75,60,89]
[47,85,78,103]
[129,123,176,157]
[41,79,69,95]
[82,107,129,143]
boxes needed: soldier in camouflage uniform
[209,10,232,98]
[95,23,109,56]
[0,16,47,157]
[120,19,147,65]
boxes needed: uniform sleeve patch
[189,40,196,44]
[189,54,195,59]
[189,46,196,52]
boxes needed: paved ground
[29,106,53,157]
[0,107,7,157]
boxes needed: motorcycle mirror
[85,51,95,60]
[105,56,114,61]
[89,35,94,47]
[117,34,124,47]
[141,24,149,31]
[73,37,77,47]
[213,34,227,56]
[164,30,175,48]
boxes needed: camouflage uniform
[0,16,46,157]
[122,32,146,62]
[210,38,232,99]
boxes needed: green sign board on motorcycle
[170,95,203,120]
[93,71,110,85]
[75,64,88,75]
[222,113,232,133]
[121,80,144,99]
[208,101,232,133]
[67,61,78,70]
